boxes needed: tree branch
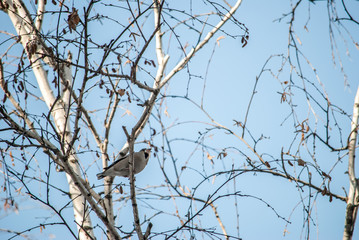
[123,126,143,239]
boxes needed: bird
[97,148,151,179]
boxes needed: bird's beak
[145,149,151,154]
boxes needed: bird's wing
[103,155,127,171]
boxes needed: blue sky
[1,0,359,239]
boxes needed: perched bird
[97,148,151,179]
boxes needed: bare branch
[123,126,143,239]
[159,0,243,88]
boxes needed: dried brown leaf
[68,8,80,32]
[217,151,227,159]
[264,161,271,168]
[321,186,327,196]
[126,91,131,103]
[118,89,125,96]
[297,159,306,166]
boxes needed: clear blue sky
[1,0,359,239]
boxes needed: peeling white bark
[343,86,359,240]
[35,0,45,31]
[5,1,94,239]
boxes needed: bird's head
[141,148,151,159]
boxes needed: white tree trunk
[343,86,359,240]
[5,1,94,239]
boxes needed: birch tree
[0,0,358,240]
[0,0,245,239]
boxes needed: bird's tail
[97,172,105,180]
